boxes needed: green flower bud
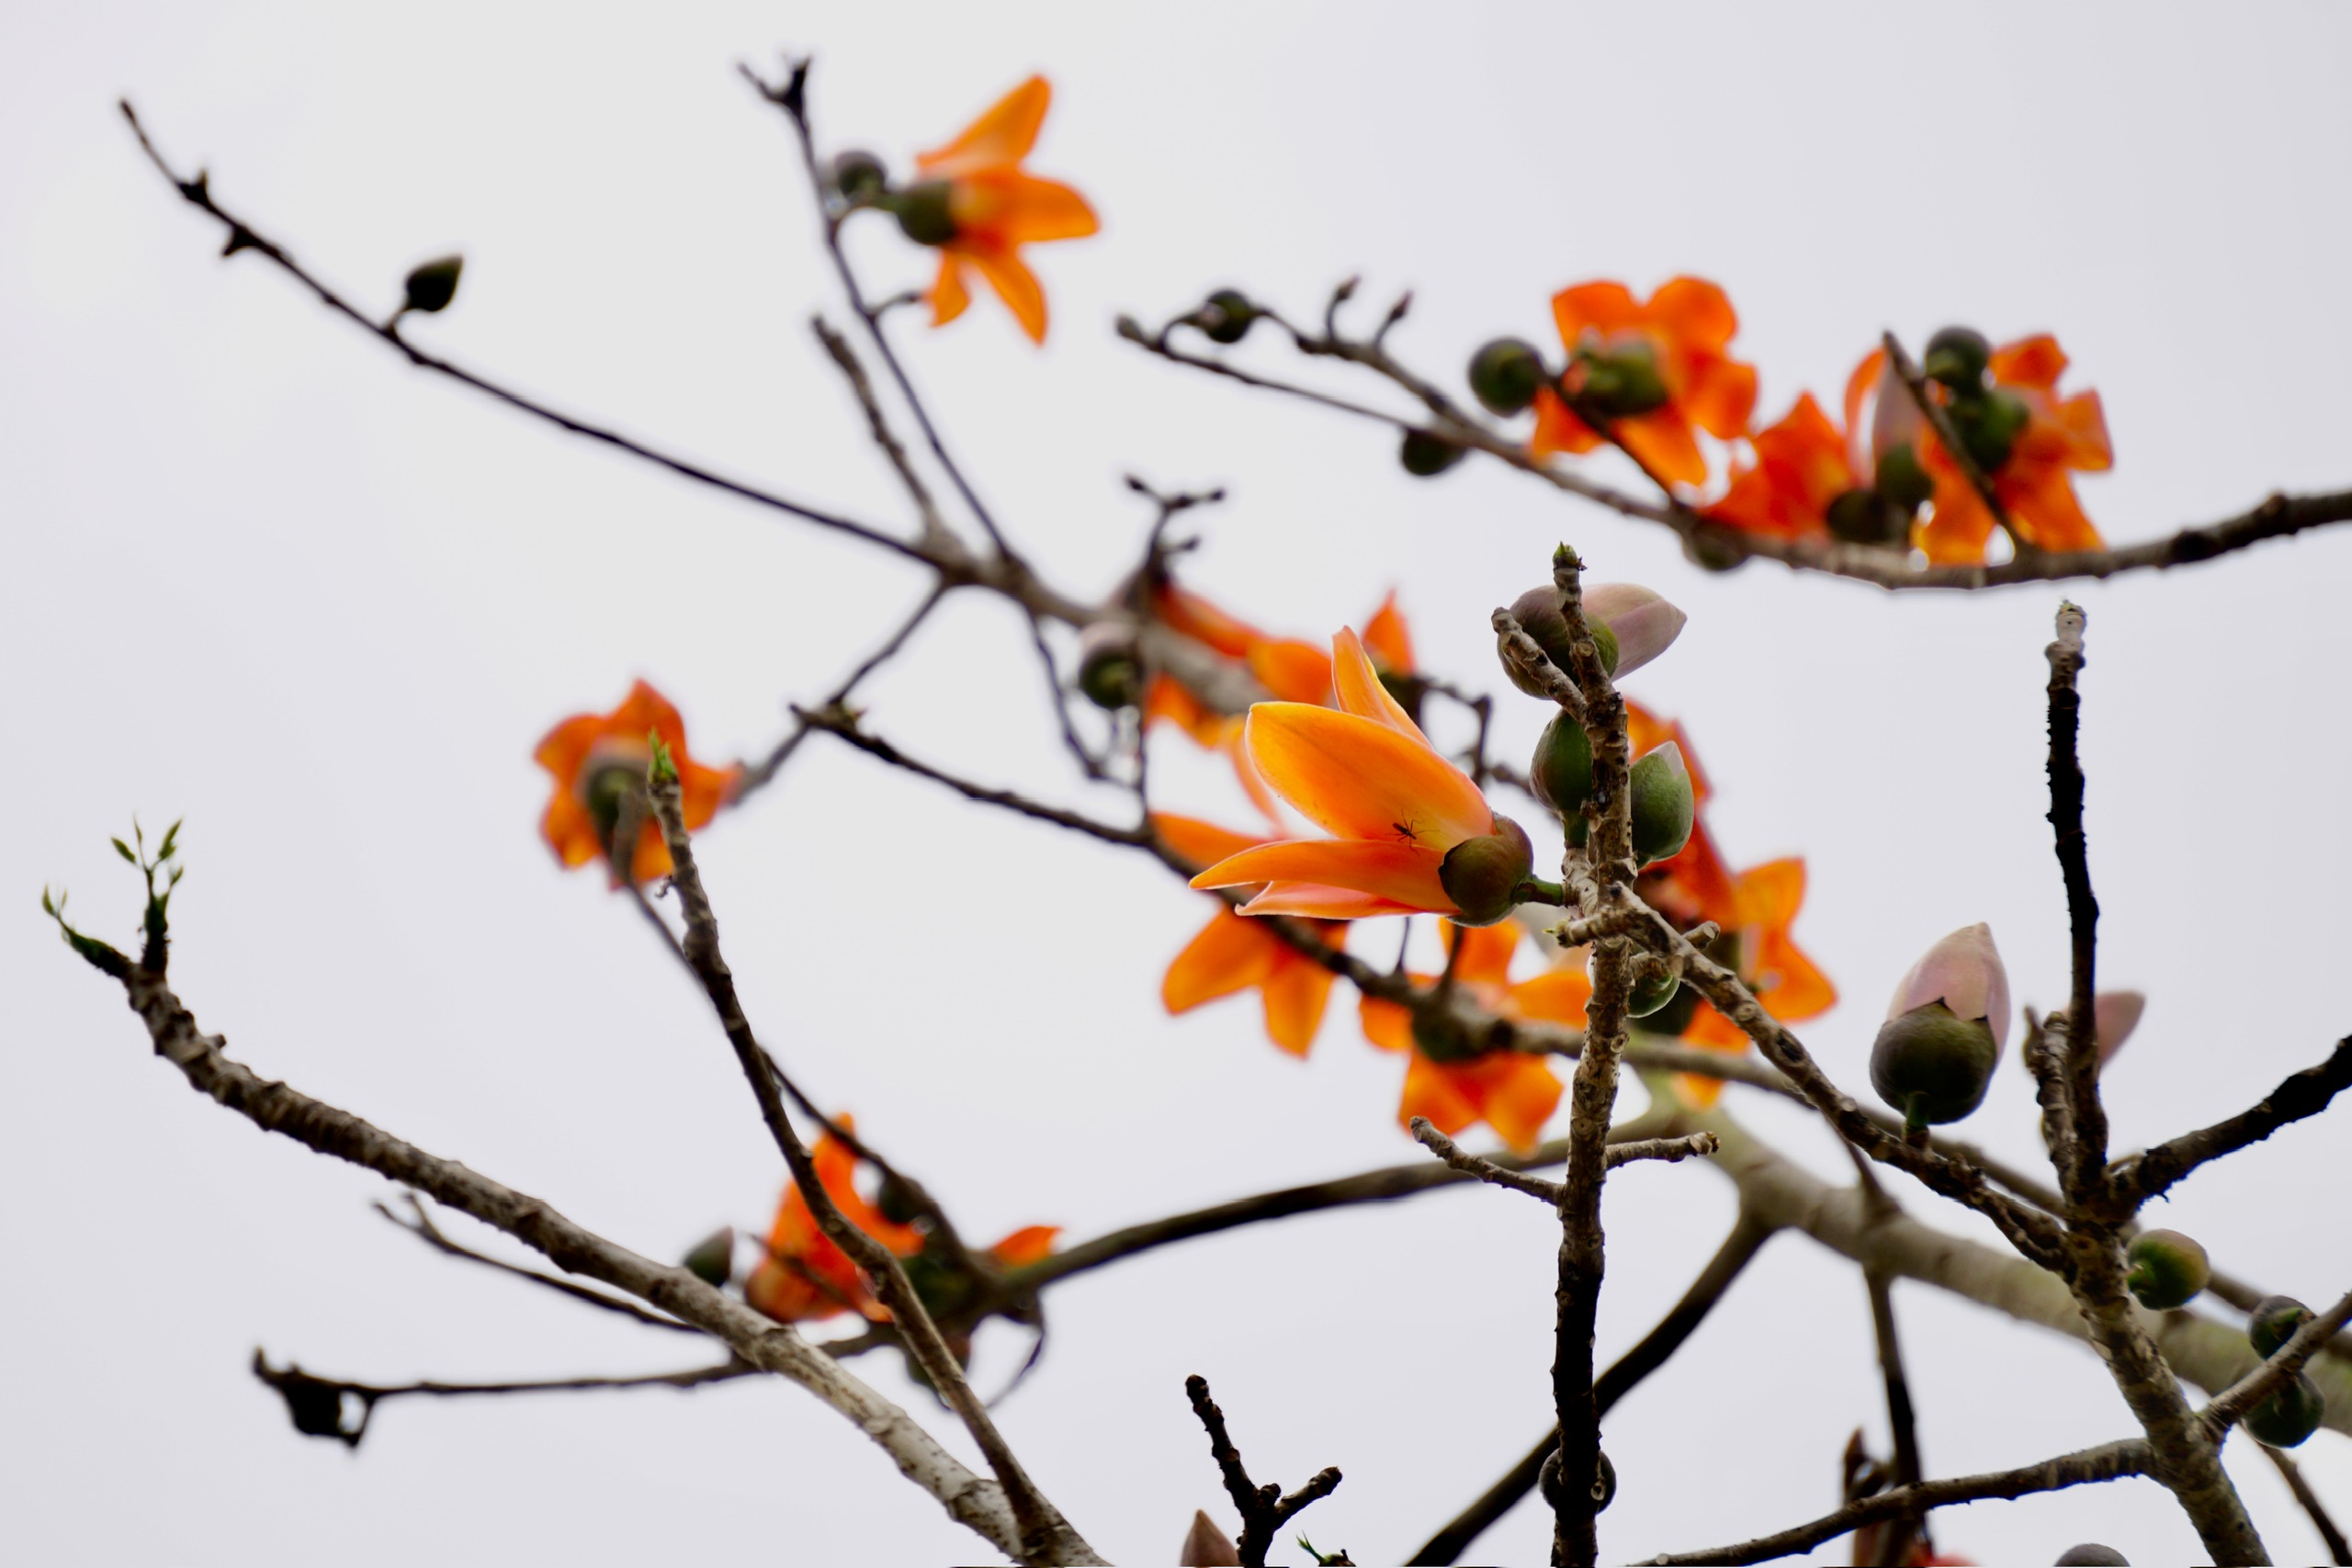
[682,1226,734,1288]
[2250,1295,2315,1359]
[1399,428,1466,478]
[893,180,958,247]
[1875,442,1936,513]
[1871,1001,1998,1128]
[1619,953,1684,1019]
[2053,1547,2130,1566]
[1574,341,1670,419]
[2125,1228,2209,1311]
[1531,713,1594,818]
[1199,288,1257,345]
[1438,815,1533,927]
[1077,623,1143,711]
[2245,1371,2326,1449]
[1538,1445,1616,1516]
[1825,487,1905,546]
[1948,386,2030,474]
[829,149,888,204]
[1628,743,1694,866]
[1638,981,1702,1038]
[1502,586,1619,691]
[402,254,463,315]
[1468,336,1546,417]
[1921,326,1990,390]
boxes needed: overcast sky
[9,4,2352,1564]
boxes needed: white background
[7,4,2352,1563]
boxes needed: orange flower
[1706,392,1857,539]
[1190,630,1509,919]
[1530,277,1758,490]
[1358,922,1584,1152]
[1156,814,1346,1056]
[744,1120,1060,1323]
[1847,339,2112,563]
[910,77,1098,344]
[534,680,740,886]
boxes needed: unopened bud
[1180,1509,1242,1568]
[2094,990,2145,1065]
[682,1226,734,1288]
[1531,713,1594,818]
[1628,742,1693,866]
[1618,951,1686,1019]
[1198,288,1257,345]
[2053,1548,2131,1566]
[1399,428,1466,478]
[1077,622,1143,711]
[2246,1372,2327,1449]
[892,180,958,247]
[1888,923,2010,1052]
[1582,583,1684,678]
[2250,1295,2315,1359]
[2125,1228,2209,1311]
[402,254,463,315]
[1871,1002,1998,1129]
[1537,1445,1616,1515]
[829,149,888,204]
[1438,816,1533,927]
[1468,336,1546,417]
[1921,326,1990,391]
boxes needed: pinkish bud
[2094,990,2145,1065]
[1582,583,1685,679]
[1888,923,2009,1053]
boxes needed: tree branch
[2111,1037,2352,1208]
[1184,1373,1343,1568]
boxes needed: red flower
[534,681,739,886]
[1531,277,1758,490]
[1156,814,1347,1056]
[910,77,1099,344]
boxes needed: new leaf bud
[1628,742,1694,866]
[2250,1295,2315,1359]
[1921,326,1990,390]
[1531,713,1594,818]
[1871,1002,1998,1128]
[2245,1372,2327,1449]
[682,1226,735,1289]
[1437,815,1533,927]
[2125,1228,2209,1311]
[1198,288,1257,344]
[1399,428,1466,478]
[1467,336,1546,417]
[402,254,464,315]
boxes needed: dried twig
[1184,1374,1343,1568]
[374,1194,702,1336]
[2111,1037,2352,1208]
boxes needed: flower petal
[930,252,971,327]
[1162,909,1279,1014]
[2095,990,2146,1064]
[960,243,1047,344]
[1193,838,1452,912]
[1508,964,1592,1027]
[1362,591,1416,673]
[1442,919,1521,989]
[1359,991,1416,1053]
[1242,704,1492,849]
[1329,627,1428,741]
[1584,584,1686,678]
[987,1224,1061,1269]
[1648,276,1738,350]
[955,171,1099,243]
[1239,884,1426,919]
[1260,949,1338,1056]
[1153,813,1267,874]
[917,75,1050,178]
[1248,637,1335,705]
[1891,922,2009,1051]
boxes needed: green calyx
[1468,336,1546,417]
[1875,441,1936,513]
[1437,816,1533,927]
[1572,340,1670,420]
[1623,955,1684,1019]
[1078,645,1143,711]
[1531,713,1595,818]
[1199,288,1257,344]
[681,1227,734,1288]
[829,149,888,204]
[2124,1228,2210,1311]
[2250,1294,2316,1359]
[581,761,646,841]
[1628,747,1694,865]
[1870,1001,1997,1126]
[2246,1372,2327,1449]
[892,180,959,247]
[1399,428,1466,477]
[402,254,464,315]
[1921,326,1990,390]
[1947,386,2030,474]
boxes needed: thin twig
[736,581,952,799]
[798,708,1148,846]
[1863,1269,1926,1567]
[1409,1118,1564,1203]
[2200,1286,2352,1435]
[375,1195,702,1336]
[2044,601,2109,1205]
[2111,1037,2352,1209]
[2260,1443,2352,1567]
[1184,1373,1343,1568]
[1605,1132,1721,1169]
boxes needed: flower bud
[1438,815,1533,927]
[1948,386,2030,474]
[2053,1547,2131,1566]
[829,149,888,204]
[1502,586,1622,690]
[2094,990,2145,1066]
[1198,288,1257,345]
[2250,1295,2315,1359]
[1871,1003,1998,1128]
[402,254,464,315]
[1921,326,1990,391]
[1573,341,1670,419]
[682,1225,734,1288]
[1888,923,2011,1053]
[1468,336,1546,417]
[1619,951,1685,1019]
[2125,1228,2209,1311]
[1181,1510,1241,1568]
[892,180,958,246]
[1538,1445,1616,1515]
[1077,622,1143,711]
[1582,583,1684,678]
[1874,442,1936,514]
[1532,713,1594,818]
[1399,428,1466,478]
[1826,487,1906,546]
[2246,1372,2327,1449]
[1629,743,1694,866]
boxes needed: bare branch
[1409,1117,1564,1203]
[1606,1132,1720,1170]
[2044,601,2110,1203]
[1184,1374,1343,1568]
[374,1195,702,1336]
[2259,1443,2352,1567]
[2112,1037,2352,1208]
[2201,1287,2352,1435]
